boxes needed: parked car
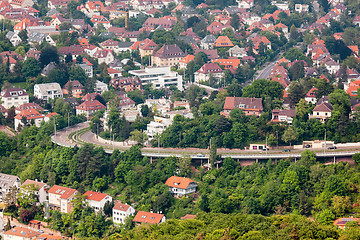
[305,144,311,148]
[328,146,337,150]
[197,154,205,157]
[283,149,291,152]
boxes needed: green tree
[22,57,41,78]
[282,126,299,146]
[40,46,59,67]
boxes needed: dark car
[283,149,291,152]
[328,146,337,150]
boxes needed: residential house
[194,49,219,60]
[21,179,48,204]
[346,80,360,97]
[9,0,33,8]
[236,0,254,8]
[25,49,41,60]
[82,93,100,102]
[353,16,360,27]
[107,68,122,79]
[100,39,120,52]
[3,226,40,240]
[305,87,318,104]
[221,97,263,117]
[64,97,80,108]
[48,185,78,213]
[110,77,142,92]
[76,100,106,118]
[200,35,216,50]
[310,102,333,123]
[93,49,114,64]
[334,217,360,230]
[0,51,23,71]
[133,211,166,225]
[34,83,63,101]
[78,63,94,78]
[324,59,340,74]
[138,38,158,58]
[213,58,241,69]
[34,234,66,240]
[151,44,185,67]
[5,31,22,46]
[179,55,195,69]
[58,45,85,59]
[1,87,29,109]
[142,17,176,31]
[63,80,84,98]
[165,176,197,196]
[91,15,111,29]
[213,36,234,48]
[113,203,135,225]
[0,173,21,202]
[271,109,296,124]
[194,62,224,83]
[83,191,112,213]
[48,0,75,9]
[15,102,43,114]
[129,67,183,90]
[228,45,247,58]
[269,65,290,88]
[28,32,55,46]
[14,109,44,131]
[95,80,108,94]
[115,91,136,110]
[145,116,173,139]
[295,4,309,13]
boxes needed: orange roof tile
[83,191,109,202]
[113,202,131,211]
[133,211,164,224]
[48,185,77,199]
[14,109,43,120]
[165,176,195,189]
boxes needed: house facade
[1,87,29,109]
[76,100,106,118]
[113,203,135,225]
[133,211,166,225]
[165,176,197,196]
[0,173,21,202]
[83,191,113,213]
[34,83,63,101]
[151,44,185,67]
[221,97,263,117]
[48,185,78,214]
[14,109,44,131]
[21,179,48,204]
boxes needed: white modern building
[1,88,29,109]
[129,67,183,91]
[34,83,63,101]
[112,203,135,225]
[94,80,108,94]
[83,191,113,213]
[145,116,173,139]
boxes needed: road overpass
[51,123,360,164]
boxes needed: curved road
[52,122,360,161]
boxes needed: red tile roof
[133,211,164,224]
[83,191,108,202]
[14,109,43,120]
[21,179,46,189]
[180,214,196,220]
[48,185,77,199]
[76,100,106,111]
[4,227,40,238]
[213,36,234,47]
[223,97,263,111]
[113,202,131,211]
[165,176,195,189]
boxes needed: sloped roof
[313,102,333,112]
[196,62,223,74]
[153,44,185,59]
[133,211,164,224]
[4,226,40,238]
[48,185,77,199]
[21,179,46,189]
[76,100,106,111]
[14,109,43,120]
[223,97,263,111]
[165,176,196,189]
[113,202,131,211]
[83,191,109,202]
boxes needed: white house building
[129,67,183,91]
[0,173,21,202]
[3,226,40,240]
[112,203,135,225]
[34,83,63,101]
[83,191,113,213]
[1,87,29,109]
[165,176,197,197]
[21,179,48,204]
[94,80,108,94]
[14,109,44,131]
[145,116,173,139]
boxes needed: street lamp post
[324,128,326,154]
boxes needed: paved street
[256,62,276,80]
